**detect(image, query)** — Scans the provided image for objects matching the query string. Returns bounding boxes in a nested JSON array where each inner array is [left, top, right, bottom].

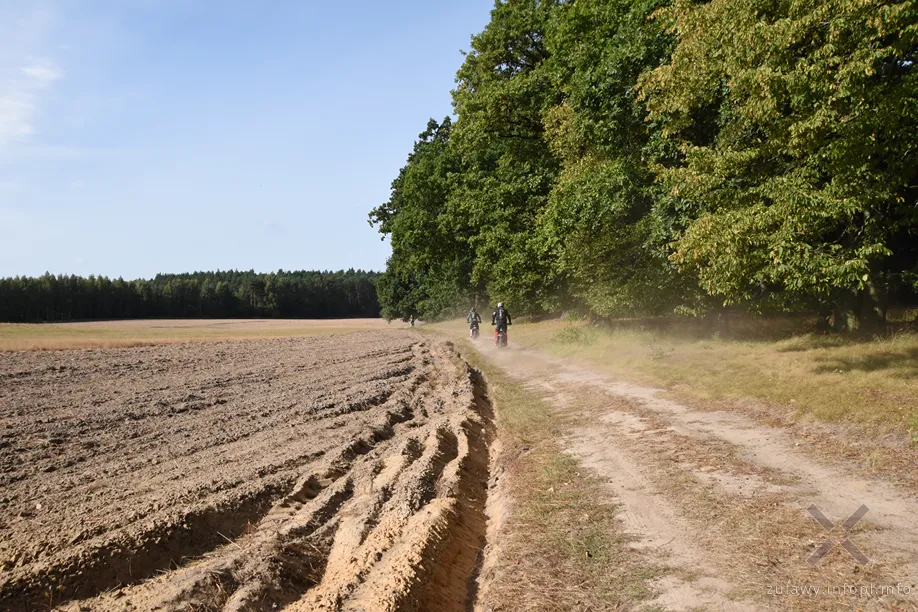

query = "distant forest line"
[[0, 270, 381, 323]]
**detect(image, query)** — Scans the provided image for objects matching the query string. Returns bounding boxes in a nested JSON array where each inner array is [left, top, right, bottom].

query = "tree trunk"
[[862, 276, 889, 334], [717, 306, 730, 337], [832, 289, 859, 332], [816, 304, 833, 332], [832, 282, 888, 335]]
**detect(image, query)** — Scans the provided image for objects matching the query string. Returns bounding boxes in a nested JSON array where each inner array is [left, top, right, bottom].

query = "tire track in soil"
[[0, 333, 496, 611], [476, 343, 918, 611]]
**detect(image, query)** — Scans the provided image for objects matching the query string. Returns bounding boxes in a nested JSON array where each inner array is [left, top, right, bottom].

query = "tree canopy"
[[372, 0, 918, 329]]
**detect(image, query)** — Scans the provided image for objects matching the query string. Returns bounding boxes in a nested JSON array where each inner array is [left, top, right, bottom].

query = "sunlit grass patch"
[[439, 318, 918, 434]]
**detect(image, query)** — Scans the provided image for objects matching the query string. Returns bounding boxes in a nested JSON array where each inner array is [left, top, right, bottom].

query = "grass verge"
[[431, 332, 666, 611], [436, 319, 918, 436]]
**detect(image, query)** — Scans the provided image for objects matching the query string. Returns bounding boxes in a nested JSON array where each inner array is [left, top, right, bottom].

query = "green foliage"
[[551, 325, 595, 346], [539, 0, 705, 317], [369, 118, 476, 321], [0, 270, 381, 322], [450, 0, 564, 313], [642, 0, 918, 321], [372, 0, 918, 327]]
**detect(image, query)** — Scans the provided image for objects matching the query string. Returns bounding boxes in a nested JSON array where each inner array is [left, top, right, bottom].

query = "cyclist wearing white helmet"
[[491, 302, 512, 332]]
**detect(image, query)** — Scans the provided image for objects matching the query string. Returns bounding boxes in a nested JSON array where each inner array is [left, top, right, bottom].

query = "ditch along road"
[[463, 335, 918, 612]]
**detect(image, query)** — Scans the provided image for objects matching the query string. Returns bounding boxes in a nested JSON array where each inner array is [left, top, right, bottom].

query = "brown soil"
[[0, 332, 493, 611]]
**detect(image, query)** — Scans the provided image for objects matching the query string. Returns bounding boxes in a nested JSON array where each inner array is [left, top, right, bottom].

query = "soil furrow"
[[1, 332, 496, 612]]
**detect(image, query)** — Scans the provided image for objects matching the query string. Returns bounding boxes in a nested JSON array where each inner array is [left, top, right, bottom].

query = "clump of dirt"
[[0, 332, 494, 611]]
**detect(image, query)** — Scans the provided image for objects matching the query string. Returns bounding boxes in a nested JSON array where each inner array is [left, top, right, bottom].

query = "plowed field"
[[0, 332, 493, 611]]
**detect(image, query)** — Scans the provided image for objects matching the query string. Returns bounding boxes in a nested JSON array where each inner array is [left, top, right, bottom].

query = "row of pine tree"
[[0, 270, 381, 322]]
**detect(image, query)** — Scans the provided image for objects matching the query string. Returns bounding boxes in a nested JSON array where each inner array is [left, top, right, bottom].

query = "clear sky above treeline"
[[0, 0, 494, 279]]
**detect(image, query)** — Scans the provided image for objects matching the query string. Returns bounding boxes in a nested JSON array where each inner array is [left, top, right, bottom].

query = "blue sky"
[[0, 0, 494, 279]]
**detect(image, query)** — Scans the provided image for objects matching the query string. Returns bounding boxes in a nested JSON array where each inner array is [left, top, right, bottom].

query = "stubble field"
[[0, 319, 397, 352]]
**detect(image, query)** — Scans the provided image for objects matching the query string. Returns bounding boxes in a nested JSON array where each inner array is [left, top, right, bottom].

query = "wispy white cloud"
[[0, 5, 62, 153], [0, 95, 36, 141], [0, 59, 62, 149], [21, 63, 61, 84]]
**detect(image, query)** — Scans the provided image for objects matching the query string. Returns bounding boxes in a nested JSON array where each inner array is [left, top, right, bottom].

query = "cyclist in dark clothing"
[[491, 302, 511, 333], [467, 308, 482, 336]]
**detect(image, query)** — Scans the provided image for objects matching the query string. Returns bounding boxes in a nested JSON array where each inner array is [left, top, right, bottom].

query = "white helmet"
[[497, 302, 504, 308]]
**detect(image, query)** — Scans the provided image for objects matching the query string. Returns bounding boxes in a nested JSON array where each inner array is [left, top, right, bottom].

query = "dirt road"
[[0, 332, 493, 611], [473, 340, 918, 611]]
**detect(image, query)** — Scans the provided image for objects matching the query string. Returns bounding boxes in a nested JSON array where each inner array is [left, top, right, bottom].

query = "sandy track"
[[0, 332, 493, 611], [476, 343, 918, 611]]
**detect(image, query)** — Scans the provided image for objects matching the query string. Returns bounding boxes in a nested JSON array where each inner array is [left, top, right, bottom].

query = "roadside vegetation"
[[370, 0, 918, 334], [438, 322, 918, 611], [446, 335, 667, 611], [440, 317, 918, 435]]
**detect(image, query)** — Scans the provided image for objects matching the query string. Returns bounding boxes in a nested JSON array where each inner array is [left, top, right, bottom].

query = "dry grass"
[[435, 319, 918, 434], [0, 319, 396, 352], [568, 389, 900, 612], [428, 322, 914, 610], [434, 319, 918, 500], [442, 337, 666, 611]]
